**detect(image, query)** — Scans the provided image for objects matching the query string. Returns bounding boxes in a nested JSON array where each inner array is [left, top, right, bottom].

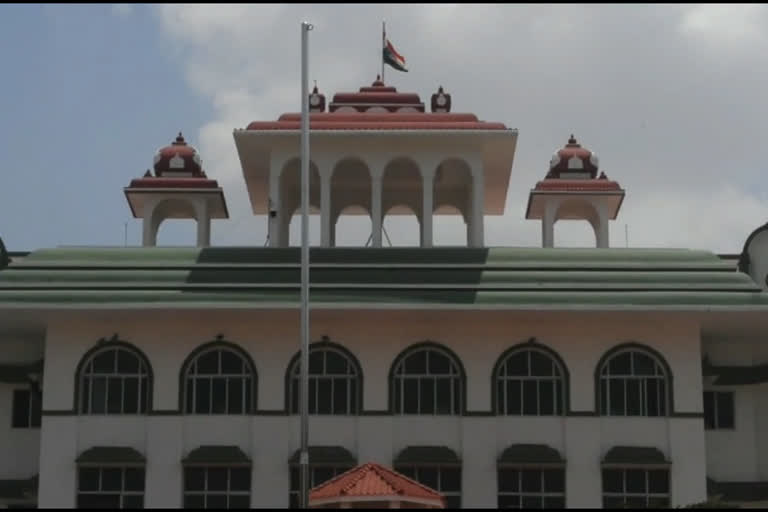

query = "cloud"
[[111, 4, 134, 17], [152, 4, 768, 253]]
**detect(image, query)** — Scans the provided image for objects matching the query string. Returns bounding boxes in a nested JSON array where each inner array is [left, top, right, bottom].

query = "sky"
[[2, 3, 768, 253]]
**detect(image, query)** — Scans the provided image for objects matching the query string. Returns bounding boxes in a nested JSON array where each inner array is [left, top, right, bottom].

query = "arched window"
[[78, 345, 151, 415], [182, 344, 256, 415], [391, 345, 463, 415], [494, 346, 566, 416], [598, 347, 669, 417], [287, 345, 361, 415]]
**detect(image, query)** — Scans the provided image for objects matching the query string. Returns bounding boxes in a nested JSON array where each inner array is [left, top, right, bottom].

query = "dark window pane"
[[125, 468, 145, 492], [496, 380, 505, 413], [626, 379, 641, 416], [609, 353, 632, 375], [521, 470, 542, 492], [228, 378, 244, 415], [543, 469, 564, 492], [122, 495, 144, 509], [498, 469, 519, 493], [93, 351, 116, 373], [544, 497, 565, 509], [626, 496, 647, 508], [78, 468, 101, 492], [522, 380, 538, 415], [647, 379, 662, 417], [196, 351, 220, 374], [81, 379, 91, 414], [349, 382, 358, 414], [206, 494, 227, 508], [124, 379, 140, 414], [602, 469, 623, 493], [530, 351, 554, 376], [717, 392, 734, 429], [506, 353, 528, 376], [435, 379, 453, 415], [308, 351, 324, 374], [333, 379, 349, 415], [403, 379, 418, 414], [101, 468, 122, 491], [445, 495, 462, 509], [393, 379, 401, 413], [220, 351, 244, 374], [317, 379, 333, 415], [314, 467, 335, 485], [603, 496, 625, 509], [229, 495, 250, 509], [195, 378, 211, 414], [290, 467, 300, 491], [648, 470, 669, 494], [107, 378, 123, 414], [625, 469, 646, 493], [289, 493, 299, 509], [417, 467, 438, 489], [183, 494, 205, 508], [325, 352, 348, 374], [12, 390, 30, 428], [633, 353, 657, 376], [648, 497, 670, 508], [396, 466, 414, 479], [420, 379, 435, 414], [117, 350, 140, 374], [429, 351, 451, 374], [703, 391, 715, 429], [211, 379, 227, 414], [507, 380, 521, 415], [78, 494, 120, 509], [185, 468, 206, 492], [657, 380, 667, 416], [498, 495, 519, 509], [308, 379, 317, 414], [230, 468, 251, 491], [207, 468, 228, 491], [453, 379, 462, 414], [404, 351, 428, 374], [539, 381, 555, 416], [91, 377, 107, 414], [555, 381, 564, 415], [30, 392, 41, 428], [185, 379, 194, 413], [522, 495, 543, 508], [609, 379, 625, 416], [599, 378, 608, 415], [441, 468, 461, 492]]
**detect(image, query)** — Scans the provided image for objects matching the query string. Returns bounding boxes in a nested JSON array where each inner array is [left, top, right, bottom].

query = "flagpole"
[[299, 19, 313, 510], [382, 20, 386, 83]]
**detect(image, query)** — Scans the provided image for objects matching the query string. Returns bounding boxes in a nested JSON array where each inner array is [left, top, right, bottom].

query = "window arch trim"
[[283, 340, 364, 414], [178, 339, 258, 413], [73, 338, 154, 414], [594, 342, 674, 416], [388, 341, 467, 415], [491, 339, 570, 415]]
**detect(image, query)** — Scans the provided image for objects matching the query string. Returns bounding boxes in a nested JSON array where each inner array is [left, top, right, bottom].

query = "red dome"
[[153, 132, 203, 177], [548, 134, 599, 179]]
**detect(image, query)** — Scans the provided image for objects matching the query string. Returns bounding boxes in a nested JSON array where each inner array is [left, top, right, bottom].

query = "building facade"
[[1, 78, 768, 509]]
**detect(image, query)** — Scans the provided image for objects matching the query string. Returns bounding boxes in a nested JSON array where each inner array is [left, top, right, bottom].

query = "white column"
[[269, 168, 281, 248], [320, 172, 331, 248], [142, 198, 160, 247], [371, 171, 383, 248], [195, 199, 211, 248], [421, 169, 435, 248], [595, 203, 610, 249], [470, 168, 484, 247], [542, 200, 557, 248], [280, 212, 291, 248], [329, 213, 337, 247]]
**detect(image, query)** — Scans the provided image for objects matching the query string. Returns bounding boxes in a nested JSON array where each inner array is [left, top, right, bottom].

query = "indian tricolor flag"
[[383, 38, 408, 72]]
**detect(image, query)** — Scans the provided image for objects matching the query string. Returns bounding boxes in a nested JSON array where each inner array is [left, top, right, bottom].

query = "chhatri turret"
[[124, 132, 229, 247], [525, 135, 625, 248]]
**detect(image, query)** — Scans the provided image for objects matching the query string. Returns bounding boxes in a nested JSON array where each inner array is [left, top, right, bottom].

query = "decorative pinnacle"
[[174, 132, 186, 145]]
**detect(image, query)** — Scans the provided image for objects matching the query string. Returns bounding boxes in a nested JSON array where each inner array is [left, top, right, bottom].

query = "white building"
[[1, 77, 768, 509]]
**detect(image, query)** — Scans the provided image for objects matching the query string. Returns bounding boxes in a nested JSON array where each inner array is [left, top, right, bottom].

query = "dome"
[[153, 132, 203, 177], [547, 134, 599, 179]]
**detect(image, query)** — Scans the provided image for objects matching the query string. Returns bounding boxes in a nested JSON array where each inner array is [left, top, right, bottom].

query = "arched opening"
[[280, 158, 321, 247], [331, 158, 372, 247], [152, 198, 199, 247], [382, 157, 422, 247], [433, 204, 468, 247], [335, 205, 372, 247], [553, 200, 599, 248]]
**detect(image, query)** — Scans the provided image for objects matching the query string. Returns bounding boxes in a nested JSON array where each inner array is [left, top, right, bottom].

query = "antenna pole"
[[382, 20, 386, 83]]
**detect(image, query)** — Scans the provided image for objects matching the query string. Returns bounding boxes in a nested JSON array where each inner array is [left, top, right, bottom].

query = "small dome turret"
[[153, 132, 203, 177], [547, 134, 599, 179]]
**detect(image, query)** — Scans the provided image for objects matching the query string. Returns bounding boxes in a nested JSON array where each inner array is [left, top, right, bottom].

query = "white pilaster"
[[421, 168, 435, 248], [371, 169, 383, 248], [195, 199, 211, 248], [269, 167, 281, 248], [542, 200, 557, 248], [320, 171, 332, 248], [595, 203, 610, 249], [470, 167, 485, 248]]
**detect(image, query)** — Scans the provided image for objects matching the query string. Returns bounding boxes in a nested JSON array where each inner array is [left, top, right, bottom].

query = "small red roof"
[[533, 178, 623, 192], [309, 463, 445, 507]]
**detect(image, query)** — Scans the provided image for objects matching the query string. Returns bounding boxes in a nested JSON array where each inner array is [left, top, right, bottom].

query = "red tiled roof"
[[533, 179, 623, 192], [309, 463, 445, 505], [246, 114, 507, 131]]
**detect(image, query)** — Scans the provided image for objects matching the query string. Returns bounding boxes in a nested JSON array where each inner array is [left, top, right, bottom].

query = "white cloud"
[[152, 4, 768, 253]]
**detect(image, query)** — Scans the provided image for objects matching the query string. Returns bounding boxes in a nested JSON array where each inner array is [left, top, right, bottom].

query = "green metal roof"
[[603, 446, 669, 465], [0, 246, 766, 309], [182, 445, 250, 466], [76, 446, 145, 465], [497, 444, 565, 465]]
